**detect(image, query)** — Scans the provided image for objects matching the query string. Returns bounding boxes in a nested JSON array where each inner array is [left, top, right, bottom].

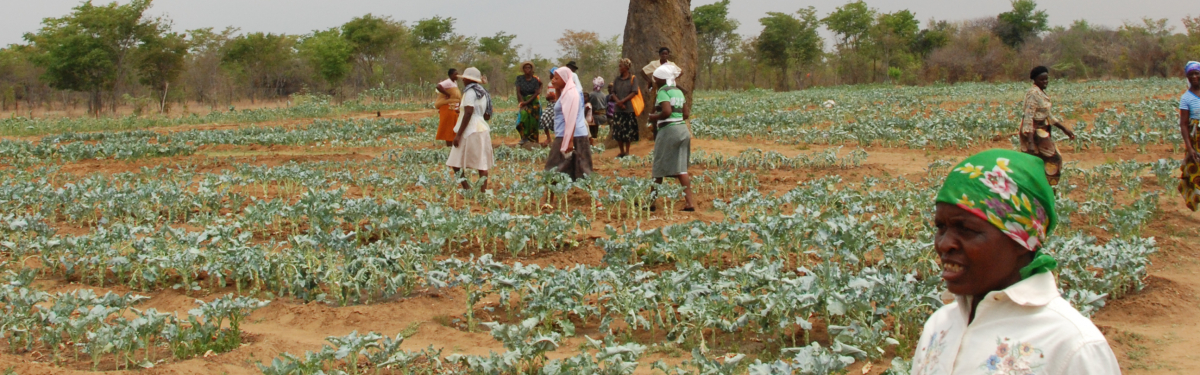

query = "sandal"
[[681, 207, 695, 212]]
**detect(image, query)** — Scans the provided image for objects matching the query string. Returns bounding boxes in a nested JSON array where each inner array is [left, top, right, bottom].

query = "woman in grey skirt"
[[544, 66, 593, 180], [647, 64, 695, 211]]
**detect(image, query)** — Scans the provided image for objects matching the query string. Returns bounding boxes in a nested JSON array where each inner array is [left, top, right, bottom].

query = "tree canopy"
[[694, 0, 740, 84], [4, 0, 1199, 114], [298, 28, 354, 91], [995, 0, 1050, 48], [757, 7, 823, 90], [23, 0, 166, 113]]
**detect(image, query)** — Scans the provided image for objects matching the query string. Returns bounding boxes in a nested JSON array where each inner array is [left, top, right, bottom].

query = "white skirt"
[[446, 131, 494, 171]]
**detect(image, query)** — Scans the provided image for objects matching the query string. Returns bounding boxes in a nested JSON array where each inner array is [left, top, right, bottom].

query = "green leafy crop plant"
[[0, 79, 1179, 374]]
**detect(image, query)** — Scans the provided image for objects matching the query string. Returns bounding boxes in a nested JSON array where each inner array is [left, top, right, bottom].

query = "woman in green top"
[[647, 64, 695, 212], [514, 62, 542, 145]]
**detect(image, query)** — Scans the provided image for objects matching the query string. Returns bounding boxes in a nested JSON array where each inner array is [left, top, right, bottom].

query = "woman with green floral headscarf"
[[910, 149, 1118, 375]]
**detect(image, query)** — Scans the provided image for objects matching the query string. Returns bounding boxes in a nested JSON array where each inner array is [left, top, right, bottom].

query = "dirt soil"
[[1, 111, 1197, 375]]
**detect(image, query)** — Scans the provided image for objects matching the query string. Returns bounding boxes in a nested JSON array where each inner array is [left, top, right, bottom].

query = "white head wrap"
[[653, 64, 683, 87]]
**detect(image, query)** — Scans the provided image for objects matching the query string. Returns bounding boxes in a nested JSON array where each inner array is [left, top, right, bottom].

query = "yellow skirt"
[[1179, 126, 1200, 211]]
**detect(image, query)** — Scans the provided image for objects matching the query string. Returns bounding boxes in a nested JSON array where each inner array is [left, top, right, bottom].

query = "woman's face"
[[1188, 70, 1200, 87], [450, 71, 459, 82], [620, 65, 629, 75], [1034, 73, 1049, 90], [933, 203, 1030, 297], [523, 65, 533, 75], [552, 74, 565, 92], [659, 49, 671, 61]]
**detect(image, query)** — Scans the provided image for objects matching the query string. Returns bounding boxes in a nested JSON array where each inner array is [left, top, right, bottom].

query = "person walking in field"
[[514, 62, 542, 146], [611, 59, 640, 157], [446, 67, 494, 191], [913, 149, 1119, 375], [1177, 61, 1200, 211], [434, 68, 461, 147], [544, 66, 593, 180], [1019, 66, 1076, 186], [646, 64, 695, 212], [590, 77, 608, 142], [539, 67, 560, 147]]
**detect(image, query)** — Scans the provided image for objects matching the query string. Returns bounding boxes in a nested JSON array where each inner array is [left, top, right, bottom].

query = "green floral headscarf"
[[935, 149, 1058, 278]]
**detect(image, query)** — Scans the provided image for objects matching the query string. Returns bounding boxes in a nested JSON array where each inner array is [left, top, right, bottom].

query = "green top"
[[655, 86, 685, 125]]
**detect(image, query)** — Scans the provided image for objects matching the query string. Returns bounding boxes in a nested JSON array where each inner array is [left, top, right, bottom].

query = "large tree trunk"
[[622, 0, 698, 142]]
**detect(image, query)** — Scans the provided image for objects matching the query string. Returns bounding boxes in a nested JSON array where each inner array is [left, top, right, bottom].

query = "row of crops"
[[0, 79, 1180, 374], [0, 78, 1184, 156], [0, 93, 447, 137], [692, 78, 1183, 152]]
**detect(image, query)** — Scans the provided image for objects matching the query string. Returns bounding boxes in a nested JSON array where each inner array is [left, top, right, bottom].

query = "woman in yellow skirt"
[[435, 68, 462, 146]]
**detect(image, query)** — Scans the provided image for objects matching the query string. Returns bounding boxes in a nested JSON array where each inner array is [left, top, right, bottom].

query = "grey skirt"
[[545, 137, 593, 180], [652, 124, 690, 178]]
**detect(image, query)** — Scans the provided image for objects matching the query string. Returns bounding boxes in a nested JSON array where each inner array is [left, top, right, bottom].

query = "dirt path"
[[1091, 204, 1200, 374]]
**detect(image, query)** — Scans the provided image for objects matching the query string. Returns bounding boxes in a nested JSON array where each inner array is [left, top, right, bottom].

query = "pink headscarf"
[[555, 66, 581, 151]]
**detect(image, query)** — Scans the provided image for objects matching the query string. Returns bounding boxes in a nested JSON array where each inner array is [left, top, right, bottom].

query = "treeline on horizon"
[[0, 0, 1194, 115]]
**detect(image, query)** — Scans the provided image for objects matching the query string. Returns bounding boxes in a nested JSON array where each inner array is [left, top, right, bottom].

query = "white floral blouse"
[[909, 272, 1121, 375]]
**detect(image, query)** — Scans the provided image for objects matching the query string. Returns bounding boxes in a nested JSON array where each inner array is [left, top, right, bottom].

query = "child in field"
[[584, 92, 596, 146], [539, 67, 559, 147]]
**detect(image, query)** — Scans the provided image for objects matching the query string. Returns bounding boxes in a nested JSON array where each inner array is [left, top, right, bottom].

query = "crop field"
[[0, 78, 1196, 374]]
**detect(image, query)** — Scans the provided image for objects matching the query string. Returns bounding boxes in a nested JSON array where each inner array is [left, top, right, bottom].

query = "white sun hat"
[[460, 67, 483, 83]]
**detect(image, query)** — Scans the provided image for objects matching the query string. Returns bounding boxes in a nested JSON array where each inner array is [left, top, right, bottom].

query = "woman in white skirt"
[[447, 67, 495, 191]]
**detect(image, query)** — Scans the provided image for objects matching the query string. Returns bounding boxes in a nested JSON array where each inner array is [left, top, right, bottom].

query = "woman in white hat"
[[447, 67, 495, 191], [646, 63, 695, 212]]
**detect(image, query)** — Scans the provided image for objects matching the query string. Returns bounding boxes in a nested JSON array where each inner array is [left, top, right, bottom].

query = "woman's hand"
[[1057, 124, 1076, 140], [564, 140, 575, 154], [616, 102, 626, 110]]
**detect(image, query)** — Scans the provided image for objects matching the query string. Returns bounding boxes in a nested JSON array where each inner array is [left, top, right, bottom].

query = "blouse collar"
[[999, 271, 1059, 306], [1031, 84, 1049, 98], [950, 271, 1060, 312]]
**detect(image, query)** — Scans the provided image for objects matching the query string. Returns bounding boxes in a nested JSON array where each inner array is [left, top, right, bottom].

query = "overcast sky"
[[0, 0, 1189, 58]]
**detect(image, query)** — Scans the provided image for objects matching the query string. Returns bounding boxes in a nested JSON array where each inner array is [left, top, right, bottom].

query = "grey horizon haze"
[[0, 0, 1189, 59]]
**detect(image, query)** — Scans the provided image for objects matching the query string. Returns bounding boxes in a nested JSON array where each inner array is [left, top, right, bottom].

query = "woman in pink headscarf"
[[544, 66, 593, 180]]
